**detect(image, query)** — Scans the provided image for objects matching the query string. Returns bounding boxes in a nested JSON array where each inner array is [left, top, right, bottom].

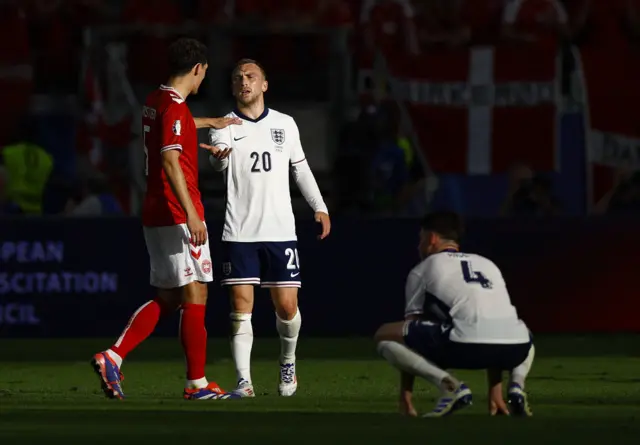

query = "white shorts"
[[143, 223, 214, 289]]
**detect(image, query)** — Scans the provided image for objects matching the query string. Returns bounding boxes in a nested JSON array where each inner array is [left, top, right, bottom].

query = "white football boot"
[[423, 383, 473, 418], [231, 379, 255, 398]]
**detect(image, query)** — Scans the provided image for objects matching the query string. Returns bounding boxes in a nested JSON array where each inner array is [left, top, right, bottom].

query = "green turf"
[[1, 336, 639, 445]]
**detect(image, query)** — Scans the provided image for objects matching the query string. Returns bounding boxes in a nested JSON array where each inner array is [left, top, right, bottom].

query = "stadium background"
[[0, 1, 639, 443], [0, 0, 638, 336]]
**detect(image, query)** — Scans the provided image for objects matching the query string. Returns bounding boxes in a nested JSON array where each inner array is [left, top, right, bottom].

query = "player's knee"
[[271, 288, 298, 320], [156, 290, 182, 313], [182, 281, 208, 305], [275, 301, 298, 321], [373, 325, 387, 343], [374, 322, 404, 344], [230, 285, 254, 312]]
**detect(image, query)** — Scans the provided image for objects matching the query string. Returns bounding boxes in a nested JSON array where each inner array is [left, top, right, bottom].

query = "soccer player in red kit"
[[91, 38, 240, 400]]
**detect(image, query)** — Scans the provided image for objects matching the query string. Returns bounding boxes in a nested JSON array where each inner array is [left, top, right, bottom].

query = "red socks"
[[180, 303, 207, 380], [110, 299, 207, 381], [110, 298, 169, 359]]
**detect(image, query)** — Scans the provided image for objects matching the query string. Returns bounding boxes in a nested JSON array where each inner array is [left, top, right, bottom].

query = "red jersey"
[[141, 85, 204, 227]]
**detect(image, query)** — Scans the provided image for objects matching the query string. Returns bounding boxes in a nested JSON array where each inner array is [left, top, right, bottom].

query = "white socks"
[[230, 309, 302, 384], [230, 312, 254, 383], [276, 308, 301, 364], [511, 345, 535, 388], [377, 341, 454, 390]]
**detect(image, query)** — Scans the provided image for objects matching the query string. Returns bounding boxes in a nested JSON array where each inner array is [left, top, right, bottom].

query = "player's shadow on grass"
[[1, 409, 640, 445], [531, 375, 640, 383]]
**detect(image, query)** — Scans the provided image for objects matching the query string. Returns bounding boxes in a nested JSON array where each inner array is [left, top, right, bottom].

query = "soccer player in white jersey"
[[201, 59, 331, 397], [374, 212, 535, 417]]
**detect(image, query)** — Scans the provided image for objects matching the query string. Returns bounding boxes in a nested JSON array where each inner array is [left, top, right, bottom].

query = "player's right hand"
[[199, 143, 232, 160], [187, 215, 208, 246]]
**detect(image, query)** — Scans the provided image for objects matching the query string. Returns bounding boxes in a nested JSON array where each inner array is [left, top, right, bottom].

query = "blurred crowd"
[[0, 0, 638, 218]]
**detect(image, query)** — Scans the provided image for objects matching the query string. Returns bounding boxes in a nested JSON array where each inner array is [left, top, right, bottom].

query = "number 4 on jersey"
[[460, 260, 492, 289]]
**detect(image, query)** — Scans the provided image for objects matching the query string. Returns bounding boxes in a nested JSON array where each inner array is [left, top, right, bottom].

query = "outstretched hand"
[[199, 143, 232, 160]]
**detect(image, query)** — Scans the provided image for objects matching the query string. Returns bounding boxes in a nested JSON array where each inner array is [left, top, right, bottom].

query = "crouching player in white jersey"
[[374, 212, 535, 417], [201, 59, 331, 397]]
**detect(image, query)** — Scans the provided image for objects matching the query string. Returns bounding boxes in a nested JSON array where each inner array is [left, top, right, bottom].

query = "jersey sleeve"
[[289, 120, 306, 166], [404, 268, 427, 317], [160, 104, 186, 153], [288, 118, 329, 214]]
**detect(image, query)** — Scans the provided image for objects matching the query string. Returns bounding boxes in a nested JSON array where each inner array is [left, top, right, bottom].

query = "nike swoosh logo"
[[290, 272, 300, 278], [234, 136, 247, 141]]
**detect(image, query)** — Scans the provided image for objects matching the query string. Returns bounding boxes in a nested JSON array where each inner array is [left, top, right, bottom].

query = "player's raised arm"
[[161, 107, 206, 245], [288, 120, 331, 239]]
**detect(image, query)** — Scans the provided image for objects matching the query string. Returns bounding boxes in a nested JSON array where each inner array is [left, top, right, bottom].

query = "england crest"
[[222, 262, 231, 276], [271, 128, 285, 145]]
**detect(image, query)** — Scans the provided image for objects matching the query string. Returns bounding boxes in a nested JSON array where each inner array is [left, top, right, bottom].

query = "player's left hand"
[[209, 117, 242, 129], [314, 212, 331, 240], [199, 143, 232, 160]]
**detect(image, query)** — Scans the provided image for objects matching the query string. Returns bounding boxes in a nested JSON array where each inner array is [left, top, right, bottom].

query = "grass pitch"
[[0, 336, 639, 445]]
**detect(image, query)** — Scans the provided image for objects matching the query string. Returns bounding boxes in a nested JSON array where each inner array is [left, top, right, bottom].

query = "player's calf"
[[230, 311, 254, 390], [275, 309, 300, 397], [272, 288, 301, 397], [508, 344, 535, 416]]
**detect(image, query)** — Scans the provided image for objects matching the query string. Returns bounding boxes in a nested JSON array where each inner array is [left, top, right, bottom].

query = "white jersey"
[[209, 108, 327, 242], [405, 250, 530, 345]]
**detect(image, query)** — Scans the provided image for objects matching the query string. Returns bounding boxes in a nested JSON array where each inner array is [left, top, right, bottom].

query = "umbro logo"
[[234, 136, 247, 141]]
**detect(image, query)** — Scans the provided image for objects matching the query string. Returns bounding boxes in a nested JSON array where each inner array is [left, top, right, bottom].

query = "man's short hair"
[[232, 58, 267, 80], [167, 38, 208, 77], [420, 212, 464, 243]]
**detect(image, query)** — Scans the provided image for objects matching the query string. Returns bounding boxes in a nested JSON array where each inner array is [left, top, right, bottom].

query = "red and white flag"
[[578, 47, 640, 206], [384, 45, 560, 174]]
